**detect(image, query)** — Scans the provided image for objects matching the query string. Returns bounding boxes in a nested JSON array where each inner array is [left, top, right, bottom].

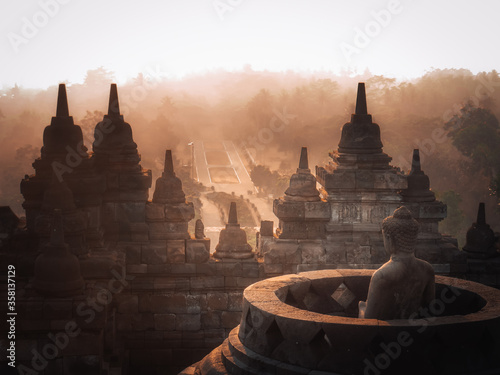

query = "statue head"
[[382, 206, 419, 255]]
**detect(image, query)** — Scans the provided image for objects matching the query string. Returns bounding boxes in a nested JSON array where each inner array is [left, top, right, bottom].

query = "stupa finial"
[[299, 147, 309, 170], [355, 82, 368, 115], [56, 83, 69, 117], [108, 83, 121, 117], [228, 202, 238, 225]]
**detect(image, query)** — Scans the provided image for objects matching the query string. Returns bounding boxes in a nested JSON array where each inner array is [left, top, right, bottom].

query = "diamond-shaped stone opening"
[[303, 291, 333, 314], [331, 282, 356, 310], [264, 319, 284, 353], [307, 329, 334, 367], [284, 288, 308, 310]]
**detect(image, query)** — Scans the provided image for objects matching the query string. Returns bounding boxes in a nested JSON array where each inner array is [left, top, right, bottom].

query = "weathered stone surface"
[[264, 241, 300, 264], [346, 243, 371, 264], [201, 311, 222, 329], [190, 276, 225, 290], [186, 240, 210, 263], [227, 293, 243, 311], [207, 292, 228, 310], [299, 241, 326, 264], [154, 313, 176, 331], [145, 202, 165, 221], [167, 240, 186, 263], [142, 242, 167, 264], [260, 220, 274, 236], [164, 203, 195, 222], [221, 311, 241, 329], [176, 314, 201, 331], [125, 244, 142, 264], [325, 244, 347, 264], [116, 294, 139, 314]]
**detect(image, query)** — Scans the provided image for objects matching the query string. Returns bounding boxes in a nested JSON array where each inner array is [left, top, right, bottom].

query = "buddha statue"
[[358, 206, 435, 320]]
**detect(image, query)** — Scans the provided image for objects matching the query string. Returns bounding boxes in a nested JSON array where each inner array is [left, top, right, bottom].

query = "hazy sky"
[[1, 0, 498, 89]]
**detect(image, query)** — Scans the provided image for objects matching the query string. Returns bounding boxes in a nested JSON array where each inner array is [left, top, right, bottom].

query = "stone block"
[[167, 240, 186, 263], [147, 264, 167, 273], [126, 244, 142, 264], [260, 220, 274, 236], [207, 292, 228, 310], [165, 222, 190, 239], [201, 311, 222, 329], [186, 240, 210, 263], [327, 170, 356, 190], [273, 200, 305, 220], [283, 263, 298, 274], [299, 241, 326, 264], [127, 264, 148, 274], [221, 311, 241, 329], [142, 242, 167, 264], [325, 244, 347, 264], [154, 313, 176, 331], [264, 241, 300, 264], [304, 201, 331, 220], [170, 263, 197, 274], [176, 314, 201, 331], [195, 263, 217, 276], [242, 261, 260, 277], [346, 243, 371, 264], [154, 276, 189, 290], [116, 294, 139, 314], [140, 293, 188, 314], [190, 276, 224, 290], [264, 263, 283, 274], [146, 202, 165, 221], [236, 277, 260, 288], [117, 202, 146, 223], [220, 261, 242, 276], [186, 294, 202, 314], [227, 293, 243, 311], [149, 222, 168, 240], [117, 313, 154, 331], [164, 202, 195, 222], [130, 223, 150, 242]]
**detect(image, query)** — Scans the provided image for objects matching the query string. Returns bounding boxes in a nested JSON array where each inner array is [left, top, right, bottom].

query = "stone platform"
[[185, 270, 500, 375]]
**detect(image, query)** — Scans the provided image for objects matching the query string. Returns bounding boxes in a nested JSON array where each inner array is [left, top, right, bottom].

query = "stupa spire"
[[299, 147, 309, 170], [108, 83, 121, 117], [477, 202, 486, 226], [164, 150, 175, 175], [410, 149, 422, 173], [56, 83, 69, 117], [355, 82, 368, 115], [228, 202, 238, 225]]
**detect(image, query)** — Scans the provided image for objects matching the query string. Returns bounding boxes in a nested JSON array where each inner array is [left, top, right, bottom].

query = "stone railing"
[[232, 269, 500, 374]]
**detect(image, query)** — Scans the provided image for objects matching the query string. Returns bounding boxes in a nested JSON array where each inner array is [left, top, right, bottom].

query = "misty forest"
[[2, 67, 500, 247]]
